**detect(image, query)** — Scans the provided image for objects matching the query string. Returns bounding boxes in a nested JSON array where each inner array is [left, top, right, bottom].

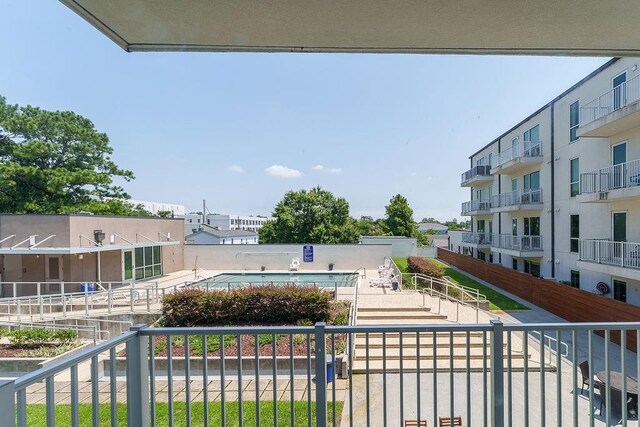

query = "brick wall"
[[437, 248, 640, 350]]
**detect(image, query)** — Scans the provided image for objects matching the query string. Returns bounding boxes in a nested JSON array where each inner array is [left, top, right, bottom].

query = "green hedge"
[[7, 328, 78, 347], [161, 285, 332, 327], [407, 256, 445, 278]]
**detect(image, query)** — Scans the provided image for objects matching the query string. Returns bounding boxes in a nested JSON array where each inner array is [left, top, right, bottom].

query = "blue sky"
[[0, 1, 610, 221]]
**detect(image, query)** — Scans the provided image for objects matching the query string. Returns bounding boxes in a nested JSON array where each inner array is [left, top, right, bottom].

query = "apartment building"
[[461, 57, 640, 306], [184, 214, 271, 235]]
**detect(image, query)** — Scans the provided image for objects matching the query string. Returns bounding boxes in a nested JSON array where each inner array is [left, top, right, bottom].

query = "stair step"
[[353, 350, 527, 361], [356, 316, 450, 324], [357, 307, 431, 313], [350, 360, 555, 374], [358, 331, 485, 339], [357, 313, 448, 320], [354, 342, 489, 350]]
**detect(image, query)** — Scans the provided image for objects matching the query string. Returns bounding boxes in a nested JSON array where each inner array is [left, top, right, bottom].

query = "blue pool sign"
[[303, 245, 314, 262]]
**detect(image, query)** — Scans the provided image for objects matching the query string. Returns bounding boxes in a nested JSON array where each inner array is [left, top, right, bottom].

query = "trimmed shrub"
[[8, 328, 78, 347], [162, 285, 332, 327], [407, 257, 445, 278]]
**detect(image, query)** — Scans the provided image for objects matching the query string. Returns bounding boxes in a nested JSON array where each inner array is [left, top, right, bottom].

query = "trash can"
[[326, 355, 334, 383], [80, 282, 94, 293], [391, 280, 399, 291]]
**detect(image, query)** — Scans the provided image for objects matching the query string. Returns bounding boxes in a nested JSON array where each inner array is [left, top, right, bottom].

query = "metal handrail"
[[580, 73, 640, 126], [494, 141, 543, 169], [0, 319, 109, 345], [580, 158, 640, 194], [387, 257, 403, 290]]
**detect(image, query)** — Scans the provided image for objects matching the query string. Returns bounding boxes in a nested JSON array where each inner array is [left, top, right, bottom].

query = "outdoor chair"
[[598, 381, 627, 416], [579, 360, 603, 395], [439, 416, 463, 427], [404, 421, 427, 427]]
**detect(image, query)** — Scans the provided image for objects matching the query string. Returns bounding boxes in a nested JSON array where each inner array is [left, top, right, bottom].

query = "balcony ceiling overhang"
[[60, 0, 640, 55]]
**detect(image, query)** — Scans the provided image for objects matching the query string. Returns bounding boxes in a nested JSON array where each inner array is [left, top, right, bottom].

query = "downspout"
[[550, 103, 556, 278], [497, 139, 502, 264]]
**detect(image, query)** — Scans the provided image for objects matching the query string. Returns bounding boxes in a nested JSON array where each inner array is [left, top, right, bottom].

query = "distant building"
[[128, 199, 186, 217], [184, 214, 271, 236], [186, 228, 259, 245], [418, 222, 448, 235]]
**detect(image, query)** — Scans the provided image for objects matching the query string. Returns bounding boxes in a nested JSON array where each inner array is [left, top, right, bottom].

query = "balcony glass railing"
[[493, 234, 542, 251], [461, 231, 493, 245], [580, 74, 640, 126], [492, 189, 543, 208], [461, 199, 492, 214], [580, 158, 640, 194], [493, 141, 542, 169], [5, 321, 640, 426], [579, 239, 640, 269], [460, 165, 492, 184]]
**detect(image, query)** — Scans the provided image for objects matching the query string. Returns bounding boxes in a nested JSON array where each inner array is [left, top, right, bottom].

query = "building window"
[[524, 217, 540, 236], [524, 260, 541, 278], [570, 270, 580, 288], [570, 215, 579, 253], [570, 101, 579, 142], [512, 219, 517, 236], [512, 258, 518, 270], [134, 246, 162, 280], [523, 171, 540, 191], [570, 158, 579, 197], [524, 124, 540, 142], [614, 280, 627, 303]]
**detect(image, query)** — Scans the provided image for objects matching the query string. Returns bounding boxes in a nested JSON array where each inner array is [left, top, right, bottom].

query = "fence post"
[[314, 322, 327, 427], [126, 324, 150, 426], [0, 379, 15, 427], [490, 319, 505, 427]]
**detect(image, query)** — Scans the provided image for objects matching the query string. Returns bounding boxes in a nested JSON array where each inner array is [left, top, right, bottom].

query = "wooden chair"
[[404, 421, 427, 427], [439, 416, 463, 427]]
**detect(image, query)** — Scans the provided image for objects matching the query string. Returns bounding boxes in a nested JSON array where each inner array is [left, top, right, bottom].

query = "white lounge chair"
[[378, 258, 391, 274], [290, 257, 300, 271], [369, 274, 395, 288]]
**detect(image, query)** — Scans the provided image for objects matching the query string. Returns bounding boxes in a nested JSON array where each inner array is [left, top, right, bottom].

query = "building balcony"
[[578, 158, 640, 202], [490, 142, 543, 175], [492, 234, 543, 257], [578, 239, 640, 281], [491, 189, 543, 213], [579, 74, 640, 138], [461, 232, 493, 248], [460, 200, 492, 216], [460, 165, 493, 187]]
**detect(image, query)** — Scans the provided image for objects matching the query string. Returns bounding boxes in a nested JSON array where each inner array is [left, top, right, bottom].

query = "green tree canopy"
[[384, 194, 418, 237], [259, 187, 358, 244], [0, 96, 137, 214], [355, 215, 388, 237]]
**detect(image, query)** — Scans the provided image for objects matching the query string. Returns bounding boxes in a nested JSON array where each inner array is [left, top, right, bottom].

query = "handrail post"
[[126, 324, 150, 426], [37, 283, 43, 320], [490, 320, 505, 427], [314, 322, 327, 427], [61, 282, 66, 318], [0, 379, 16, 427]]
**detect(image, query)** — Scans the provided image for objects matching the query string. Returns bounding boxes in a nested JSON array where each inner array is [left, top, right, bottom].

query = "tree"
[[355, 215, 388, 237], [0, 96, 137, 214], [384, 194, 418, 237], [259, 187, 358, 244], [156, 210, 174, 218]]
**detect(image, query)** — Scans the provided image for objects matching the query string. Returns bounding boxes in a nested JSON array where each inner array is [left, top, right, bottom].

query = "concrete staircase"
[[350, 292, 549, 373]]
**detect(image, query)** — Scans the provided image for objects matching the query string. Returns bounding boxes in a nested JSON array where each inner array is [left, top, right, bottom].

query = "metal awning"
[[60, 0, 640, 56], [0, 241, 180, 255]]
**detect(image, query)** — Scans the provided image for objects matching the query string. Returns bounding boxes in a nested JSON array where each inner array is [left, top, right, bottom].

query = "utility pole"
[[202, 200, 206, 225]]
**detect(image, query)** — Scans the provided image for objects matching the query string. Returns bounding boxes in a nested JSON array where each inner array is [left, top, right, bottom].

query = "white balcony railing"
[[579, 239, 640, 269], [580, 158, 640, 194], [461, 199, 491, 214], [460, 165, 492, 185], [461, 232, 493, 245], [493, 141, 542, 169], [492, 189, 543, 208], [580, 74, 640, 126], [5, 320, 638, 426], [493, 234, 543, 252]]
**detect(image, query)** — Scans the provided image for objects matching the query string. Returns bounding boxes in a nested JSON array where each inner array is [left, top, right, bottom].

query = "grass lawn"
[[394, 257, 528, 311], [25, 401, 343, 427], [431, 259, 528, 311]]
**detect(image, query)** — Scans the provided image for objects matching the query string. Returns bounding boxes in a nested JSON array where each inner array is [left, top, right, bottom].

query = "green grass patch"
[[392, 258, 409, 274], [431, 259, 529, 311], [25, 401, 343, 426]]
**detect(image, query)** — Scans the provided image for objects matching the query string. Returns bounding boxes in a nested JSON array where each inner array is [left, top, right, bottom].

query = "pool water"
[[198, 272, 358, 288]]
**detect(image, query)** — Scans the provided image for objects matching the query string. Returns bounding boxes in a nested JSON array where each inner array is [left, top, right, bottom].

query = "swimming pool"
[[197, 272, 358, 288]]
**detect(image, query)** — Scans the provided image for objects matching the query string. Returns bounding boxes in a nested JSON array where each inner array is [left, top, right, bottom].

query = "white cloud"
[[265, 165, 303, 178], [227, 165, 243, 173], [312, 164, 342, 174]]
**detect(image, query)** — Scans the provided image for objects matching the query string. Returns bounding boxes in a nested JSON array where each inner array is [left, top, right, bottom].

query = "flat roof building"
[[0, 214, 184, 296]]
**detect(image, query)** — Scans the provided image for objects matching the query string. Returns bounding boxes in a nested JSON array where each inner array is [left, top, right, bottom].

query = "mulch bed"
[[0, 344, 56, 358]]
